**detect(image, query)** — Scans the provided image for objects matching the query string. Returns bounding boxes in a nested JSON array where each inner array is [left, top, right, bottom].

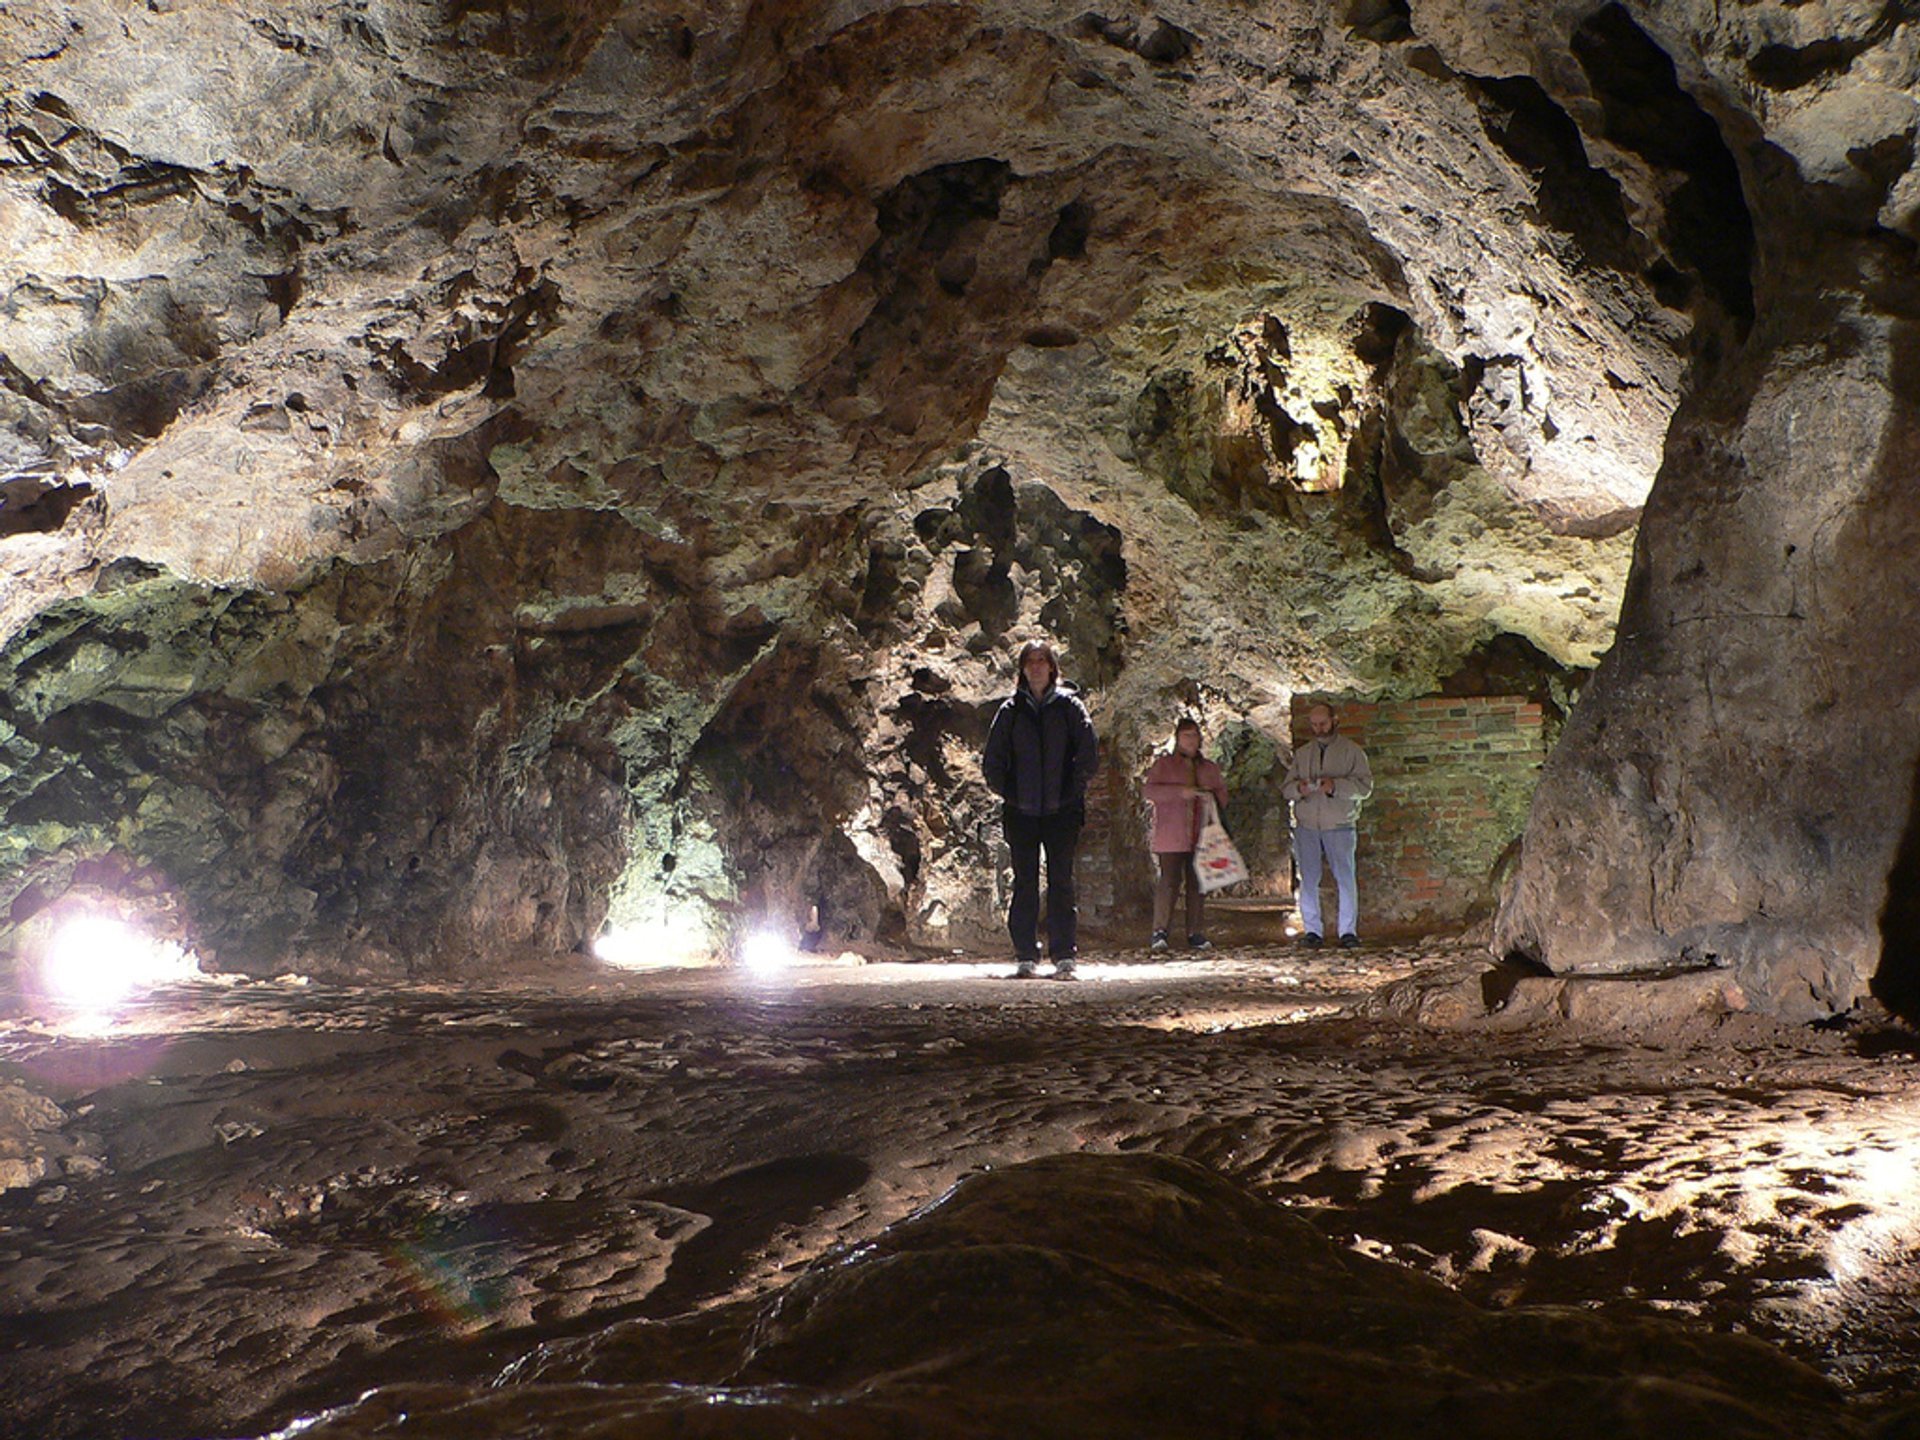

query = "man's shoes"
[[1187, 934, 1212, 951], [1299, 932, 1324, 948], [1051, 959, 1077, 981], [1149, 930, 1170, 953], [1339, 933, 1360, 948], [1014, 959, 1039, 979]]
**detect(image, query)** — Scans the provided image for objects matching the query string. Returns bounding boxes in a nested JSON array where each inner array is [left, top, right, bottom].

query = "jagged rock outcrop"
[[0, 1, 1912, 1007]]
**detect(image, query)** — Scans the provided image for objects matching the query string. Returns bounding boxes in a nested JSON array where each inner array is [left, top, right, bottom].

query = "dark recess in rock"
[[1047, 199, 1093, 260], [814, 157, 1030, 440], [1855, 132, 1917, 197], [1343, 0, 1414, 44], [1350, 301, 1412, 375], [951, 545, 1019, 636], [1135, 17, 1197, 64], [1571, 5, 1756, 330], [954, 464, 1019, 557], [1749, 34, 1874, 91], [42, 163, 198, 227], [1468, 73, 1641, 277], [0, 478, 92, 536], [876, 158, 1010, 252], [1077, 13, 1198, 65], [1644, 256, 1694, 310], [1746, 0, 1918, 90], [1439, 631, 1586, 743], [1872, 756, 1920, 1023]]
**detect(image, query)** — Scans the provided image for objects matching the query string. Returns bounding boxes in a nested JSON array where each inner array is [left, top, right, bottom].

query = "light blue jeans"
[[1295, 827, 1358, 937]]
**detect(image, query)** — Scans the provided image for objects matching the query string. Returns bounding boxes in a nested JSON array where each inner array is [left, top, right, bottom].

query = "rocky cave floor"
[[6, 932, 1920, 1439]]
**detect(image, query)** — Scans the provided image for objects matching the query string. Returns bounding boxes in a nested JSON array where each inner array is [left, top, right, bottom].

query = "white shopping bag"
[[1192, 799, 1249, 894]]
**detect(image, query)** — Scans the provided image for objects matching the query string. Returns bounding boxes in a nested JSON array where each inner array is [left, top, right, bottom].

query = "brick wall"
[[1292, 695, 1545, 932]]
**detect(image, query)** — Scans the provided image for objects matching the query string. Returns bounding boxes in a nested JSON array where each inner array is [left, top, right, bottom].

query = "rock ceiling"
[[0, 1, 1916, 1019]]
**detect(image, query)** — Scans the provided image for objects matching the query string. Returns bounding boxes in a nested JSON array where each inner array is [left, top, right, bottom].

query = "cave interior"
[[4, 1, 1920, 1436]]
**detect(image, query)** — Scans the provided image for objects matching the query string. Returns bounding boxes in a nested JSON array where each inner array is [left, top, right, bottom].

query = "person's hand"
[[1320, 778, 1335, 796]]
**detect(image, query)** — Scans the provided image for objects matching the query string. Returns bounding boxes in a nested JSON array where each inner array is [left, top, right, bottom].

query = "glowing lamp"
[[32, 908, 198, 1017], [740, 928, 795, 974]]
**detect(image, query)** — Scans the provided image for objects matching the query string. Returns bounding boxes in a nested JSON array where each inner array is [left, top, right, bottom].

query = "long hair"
[[1016, 640, 1060, 693]]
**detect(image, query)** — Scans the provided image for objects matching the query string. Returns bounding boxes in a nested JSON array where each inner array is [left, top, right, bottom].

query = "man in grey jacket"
[[1285, 701, 1373, 948]]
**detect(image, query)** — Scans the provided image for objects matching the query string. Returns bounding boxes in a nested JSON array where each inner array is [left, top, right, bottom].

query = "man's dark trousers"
[[1005, 803, 1084, 961]]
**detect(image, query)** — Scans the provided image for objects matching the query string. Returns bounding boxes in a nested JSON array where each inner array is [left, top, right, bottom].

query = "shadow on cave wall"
[[1570, 3, 1755, 334], [1874, 755, 1920, 1024], [1868, 322, 1920, 1024]]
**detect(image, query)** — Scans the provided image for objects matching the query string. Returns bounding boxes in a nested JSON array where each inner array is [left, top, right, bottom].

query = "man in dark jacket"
[[981, 639, 1099, 978]]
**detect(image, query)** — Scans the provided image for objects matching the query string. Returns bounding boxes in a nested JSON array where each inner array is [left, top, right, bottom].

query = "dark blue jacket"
[[982, 682, 1099, 816]]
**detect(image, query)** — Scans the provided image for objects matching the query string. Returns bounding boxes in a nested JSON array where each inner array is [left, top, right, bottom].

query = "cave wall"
[[0, 0, 1634, 977], [1497, 244, 1920, 1017], [1479, 2, 1920, 1020], [3, 0, 1912, 1008]]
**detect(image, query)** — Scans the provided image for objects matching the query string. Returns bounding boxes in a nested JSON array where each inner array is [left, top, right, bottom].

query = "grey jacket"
[[1284, 733, 1373, 830]]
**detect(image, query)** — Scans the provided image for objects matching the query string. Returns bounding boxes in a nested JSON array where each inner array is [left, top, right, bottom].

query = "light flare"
[[387, 1219, 513, 1336], [740, 928, 797, 975], [28, 907, 200, 1024], [592, 918, 713, 971]]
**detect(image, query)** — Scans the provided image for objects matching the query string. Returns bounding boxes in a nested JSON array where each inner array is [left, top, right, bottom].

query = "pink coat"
[[1142, 752, 1229, 854]]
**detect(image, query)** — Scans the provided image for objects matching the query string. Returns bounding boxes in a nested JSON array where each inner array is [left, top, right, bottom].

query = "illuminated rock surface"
[[0, 0, 1651, 979], [4, 1, 1920, 1429], [11, 0, 1897, 1003]]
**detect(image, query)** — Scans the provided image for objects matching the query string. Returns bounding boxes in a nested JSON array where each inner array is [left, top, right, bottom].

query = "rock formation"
[[0, 2, 1913, 1016], [285, 1153, 1857, 1440], [1484, 2, 1920, 1021]]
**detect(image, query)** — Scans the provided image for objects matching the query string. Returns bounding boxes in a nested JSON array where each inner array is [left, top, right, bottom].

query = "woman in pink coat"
[[1141, 717, 1231, 951]]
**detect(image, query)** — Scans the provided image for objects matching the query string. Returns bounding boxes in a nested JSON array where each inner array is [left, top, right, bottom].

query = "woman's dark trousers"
[[1153, 852, 1203, 937], [1004, 805, 1084, 961]]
